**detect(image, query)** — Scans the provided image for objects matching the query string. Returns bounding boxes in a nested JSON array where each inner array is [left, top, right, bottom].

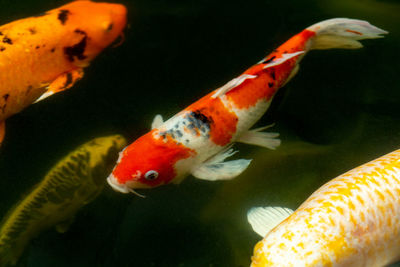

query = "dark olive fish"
[[0, 135, 127, 266]]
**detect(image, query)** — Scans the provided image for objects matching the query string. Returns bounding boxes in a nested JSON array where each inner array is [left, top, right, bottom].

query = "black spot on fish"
[[268, 82, 274, 88], [64, 34, 87, 62], [26, 85, 33, 95], [107, 23, 113, 31], [271, 71, 276, 80], [176, 130, 183, 137], [28, 27, 37, 34], [192, 110, 213, 125], [262, 56, 276, 65], [51, 47, 56, 53], [74, 29, 86, 35], [0, 46, 5, 51], [35, 45, 40, 49], [0, 94, 9, 113], [185, 110, 213, 138], [3, 36, 12, 45], [160, 133, 166, 140], [58, 9, 70, 25], [0, 31, 3, 36], [64, 72, 73, 88]]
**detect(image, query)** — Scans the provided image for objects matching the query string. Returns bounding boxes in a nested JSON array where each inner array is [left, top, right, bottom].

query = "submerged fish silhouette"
[[0, 135, 127, 266]]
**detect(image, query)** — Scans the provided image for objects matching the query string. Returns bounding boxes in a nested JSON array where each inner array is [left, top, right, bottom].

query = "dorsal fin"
[[211, 51, 304, 99], [261, 51, 305, 69], [211, 74, 257, 98], [151, 114, 164, 129], [247, 206, 294, 237]]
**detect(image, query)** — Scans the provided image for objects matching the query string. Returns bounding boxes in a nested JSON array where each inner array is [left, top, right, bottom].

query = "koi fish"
[[0, 135, 127, 266], [247, 149, 400, 266], [0, 0, 127, 145], [107, 18, 386, 195]]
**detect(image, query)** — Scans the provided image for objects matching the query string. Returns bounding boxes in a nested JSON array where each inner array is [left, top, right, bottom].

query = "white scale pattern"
[[252, 149, 400, 267]]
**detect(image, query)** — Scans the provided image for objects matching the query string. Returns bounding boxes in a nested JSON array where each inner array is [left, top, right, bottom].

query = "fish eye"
[[145, 170, 158, 180], [102, 21, 114, 32], [106, 23, 113, 31]]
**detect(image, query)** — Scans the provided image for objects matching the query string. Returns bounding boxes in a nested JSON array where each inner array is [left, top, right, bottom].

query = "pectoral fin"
[[55, 216, 75, 233], [35, 68, 84, 103], [0, 121, 5, 146], [237, 125, 281, 149], [192, 148, 251, 181], [247, 206, 294, 237], [151, 114, 164, 129]]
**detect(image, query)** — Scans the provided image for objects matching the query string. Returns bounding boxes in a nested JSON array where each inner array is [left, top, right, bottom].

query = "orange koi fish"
[[107, 18, 386, 195], [248, 149, 400, 266], [0, 0, 127, 145]]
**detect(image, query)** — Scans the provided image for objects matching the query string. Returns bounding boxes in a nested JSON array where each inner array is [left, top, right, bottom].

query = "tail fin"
[[307, 18, 387, 50]]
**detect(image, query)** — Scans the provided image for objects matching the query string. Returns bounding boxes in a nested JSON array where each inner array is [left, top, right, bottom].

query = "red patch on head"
[[186, 92, 238, 146], [112, 130, 195, 186]]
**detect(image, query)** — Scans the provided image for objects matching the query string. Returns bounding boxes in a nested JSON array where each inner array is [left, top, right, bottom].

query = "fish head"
[[58, 1, 127, 66], [83, 134, 128, 185], [107, 130, 194, 195]]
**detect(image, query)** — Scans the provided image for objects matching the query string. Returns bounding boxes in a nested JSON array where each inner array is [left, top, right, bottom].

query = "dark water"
[[0, 0, 399, 266]]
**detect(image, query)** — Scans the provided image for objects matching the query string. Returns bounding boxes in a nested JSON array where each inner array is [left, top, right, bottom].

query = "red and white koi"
[[107, 18, 386, 195], [248, 149, 400, 266]]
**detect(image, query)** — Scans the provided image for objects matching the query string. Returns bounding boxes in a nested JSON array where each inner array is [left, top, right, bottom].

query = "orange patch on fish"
[[226, 30, 315, 110], [225, 68, 277, 109], [0, 0, 127, 146]]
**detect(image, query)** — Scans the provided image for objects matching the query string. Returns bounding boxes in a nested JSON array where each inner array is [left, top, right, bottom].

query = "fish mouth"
[[107, 174, 130, 193], [107, 174, 146, 198]]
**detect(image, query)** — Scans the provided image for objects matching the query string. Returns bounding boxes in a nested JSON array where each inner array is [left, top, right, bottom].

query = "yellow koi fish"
[[0, 134, 127, 266], [0, 0, 127, 145], [248, 149, 400, 266]]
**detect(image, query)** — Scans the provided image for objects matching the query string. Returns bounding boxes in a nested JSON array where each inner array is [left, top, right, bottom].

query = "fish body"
[[0, 135, 127, 266], [107, 18, 386, 194], [0, 0, 127, 144], [248, 149, 400, 267]]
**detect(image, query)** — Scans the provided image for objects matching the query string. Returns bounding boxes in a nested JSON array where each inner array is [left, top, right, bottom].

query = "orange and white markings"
[[0, 1, 127, 145], [107, 18, 387, 195], [249, 150, 400, 267]]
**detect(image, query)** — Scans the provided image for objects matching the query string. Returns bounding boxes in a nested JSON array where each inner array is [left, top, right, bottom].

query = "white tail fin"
[[307, 18, 387, 50]]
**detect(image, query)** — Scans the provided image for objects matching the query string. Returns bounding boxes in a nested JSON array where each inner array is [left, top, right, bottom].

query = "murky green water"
[[0, 0, 399, 266]]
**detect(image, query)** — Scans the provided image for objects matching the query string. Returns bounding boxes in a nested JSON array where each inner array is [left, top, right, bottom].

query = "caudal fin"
[[307, 18, 387, 50]]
